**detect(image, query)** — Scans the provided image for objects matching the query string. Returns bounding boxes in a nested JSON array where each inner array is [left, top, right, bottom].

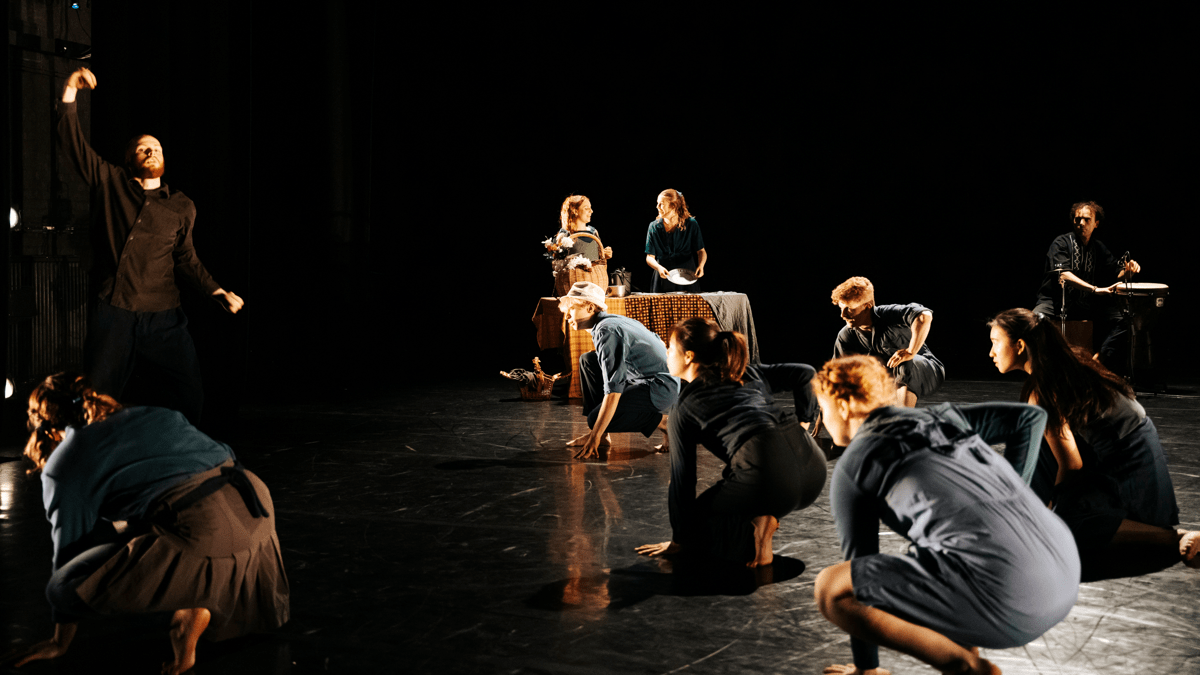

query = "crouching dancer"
[[636, 318, 826, 567], [7, 373, 289, 674], [813, 356, 1079, 675], [560, 282, 680, 459]]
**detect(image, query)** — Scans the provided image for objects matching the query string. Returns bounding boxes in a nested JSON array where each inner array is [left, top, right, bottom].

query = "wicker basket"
[[552, 232, 609, 297], [500, 358, 562, 401]]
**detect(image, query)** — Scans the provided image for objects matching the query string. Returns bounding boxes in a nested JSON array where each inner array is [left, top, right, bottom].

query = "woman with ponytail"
[[8, 373, 289, 674], [988, 308, 1198, 578], [644, 189, 707, 293], [813, 355, 1079, 675], [635, 318, 826, 567]]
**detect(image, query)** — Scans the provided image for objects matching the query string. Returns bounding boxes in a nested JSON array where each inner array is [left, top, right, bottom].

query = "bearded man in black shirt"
[[1033, 201, 1141, 367], [56, 67, 244, 424]]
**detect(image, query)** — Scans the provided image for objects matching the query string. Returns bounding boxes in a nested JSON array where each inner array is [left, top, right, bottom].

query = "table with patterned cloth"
[[531, 293, 758, 400]]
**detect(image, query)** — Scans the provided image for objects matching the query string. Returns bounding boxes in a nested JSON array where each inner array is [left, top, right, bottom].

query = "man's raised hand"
[[67, 68, 97, 90]]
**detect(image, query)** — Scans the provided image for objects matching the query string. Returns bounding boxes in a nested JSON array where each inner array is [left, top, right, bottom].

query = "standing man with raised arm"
[[57, 67, 244, 424], [831, 276, 943, 408]]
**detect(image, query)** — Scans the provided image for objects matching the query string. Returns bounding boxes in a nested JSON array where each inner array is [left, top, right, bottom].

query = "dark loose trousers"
[[677, 422, 826, 560], [85, 302, 204, 425], [579, 351, 663, 436]]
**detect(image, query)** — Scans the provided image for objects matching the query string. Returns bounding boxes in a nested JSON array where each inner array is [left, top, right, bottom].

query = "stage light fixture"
[[9, 207, 18, 229], [5, 379, 13, 399]]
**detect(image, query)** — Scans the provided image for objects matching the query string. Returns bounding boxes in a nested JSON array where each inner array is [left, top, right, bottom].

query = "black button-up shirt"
[[56, 100, 219, 312]]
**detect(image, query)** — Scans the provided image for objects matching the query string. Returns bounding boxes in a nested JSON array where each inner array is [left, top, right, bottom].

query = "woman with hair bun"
[[635, 317, 826, 567], [644, 189, 707, 293], [813, 355, 1078, 675], [988, 308, 1199, 579], [7, 373, 289, 674]]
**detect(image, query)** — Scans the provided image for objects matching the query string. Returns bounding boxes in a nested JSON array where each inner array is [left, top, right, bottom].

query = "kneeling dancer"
[[11, 373, 289, 674], [988, 308, 1200, 578], [561, 281, 680, 459], [814, 356, 1079, 675], [636, 318, 826, 567]]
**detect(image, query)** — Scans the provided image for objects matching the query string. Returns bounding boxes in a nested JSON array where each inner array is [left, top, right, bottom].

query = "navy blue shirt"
[[588, 312, 680, 413], [833, 303, 937, 364], [667, 364, 817, 544], [645, 217, 705, 270], [41, 407, 235, 571]]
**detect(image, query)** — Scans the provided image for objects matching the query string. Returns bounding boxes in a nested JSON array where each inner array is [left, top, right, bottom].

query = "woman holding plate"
[[645, 189, 707, 293]]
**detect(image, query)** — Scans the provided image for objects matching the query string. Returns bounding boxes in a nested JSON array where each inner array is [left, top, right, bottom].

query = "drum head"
[[1115, 282, 1169, 296]]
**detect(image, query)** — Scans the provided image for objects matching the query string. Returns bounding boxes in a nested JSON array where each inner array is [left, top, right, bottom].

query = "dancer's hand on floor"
[[568, 431, 608, 459], [635, 540, 679, 557]]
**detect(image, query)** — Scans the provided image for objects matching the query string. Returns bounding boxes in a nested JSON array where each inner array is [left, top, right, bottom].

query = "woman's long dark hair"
[[24, 372, 123, 473], [989, 308, 1133, 431], [669, 317, 748, 386]]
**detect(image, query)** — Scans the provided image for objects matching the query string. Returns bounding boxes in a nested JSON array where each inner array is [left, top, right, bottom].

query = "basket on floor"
[[500, 357, 562, 401]]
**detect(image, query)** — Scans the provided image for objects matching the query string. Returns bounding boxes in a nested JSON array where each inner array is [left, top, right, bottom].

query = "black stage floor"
[[2, 379, 1198, 674]]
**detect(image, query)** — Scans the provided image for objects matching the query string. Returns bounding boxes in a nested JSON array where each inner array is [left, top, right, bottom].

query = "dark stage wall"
[[11, 9, 1194, 421], [398, 33, 1195, 386]]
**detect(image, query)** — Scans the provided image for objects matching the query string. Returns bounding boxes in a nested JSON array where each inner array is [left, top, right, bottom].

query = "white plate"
[[667, 268, 698, 285]]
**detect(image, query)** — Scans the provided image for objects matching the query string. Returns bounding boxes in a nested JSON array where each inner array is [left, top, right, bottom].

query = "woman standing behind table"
[[7, 373, 289, 674], [988, 308, 1200, 579], [813, 356, 1079, 675], [545, 195, 612, 264], [636, 318, 826, 567], [645, 189, 707, 293]]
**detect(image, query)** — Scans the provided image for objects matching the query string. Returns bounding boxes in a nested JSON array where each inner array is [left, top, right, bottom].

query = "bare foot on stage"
[[653, 415, 670, 453], [1180, 530, 1200, 568], [163, 608, 210, 675], [747, 515, 778, 568]]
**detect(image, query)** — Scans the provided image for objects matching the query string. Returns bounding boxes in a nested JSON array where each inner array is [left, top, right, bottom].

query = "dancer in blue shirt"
[[8, 373, 288, 674], [560, 282, 680, 459]]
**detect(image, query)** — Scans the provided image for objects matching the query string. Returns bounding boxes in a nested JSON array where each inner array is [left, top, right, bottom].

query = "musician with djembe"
[[1033, 201, 1142, 370]]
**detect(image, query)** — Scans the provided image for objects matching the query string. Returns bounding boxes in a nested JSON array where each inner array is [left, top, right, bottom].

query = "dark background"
[[11, 6, 1197, 427]]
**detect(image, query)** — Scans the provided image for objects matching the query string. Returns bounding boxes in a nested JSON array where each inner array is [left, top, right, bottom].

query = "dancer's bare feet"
[[1180, 530, 1200, 568], [747, 515, 779, 568], [823, 666, 891, 674], [163, 608, 210, 675], [653, 415, 670, 453]]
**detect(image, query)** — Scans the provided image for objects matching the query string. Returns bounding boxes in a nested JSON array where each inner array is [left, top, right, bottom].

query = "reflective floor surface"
[[2, 379, 1198, 674]]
